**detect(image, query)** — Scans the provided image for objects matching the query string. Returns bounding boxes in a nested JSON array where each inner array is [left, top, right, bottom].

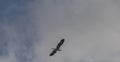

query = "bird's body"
[[49, 39, 65, 56]]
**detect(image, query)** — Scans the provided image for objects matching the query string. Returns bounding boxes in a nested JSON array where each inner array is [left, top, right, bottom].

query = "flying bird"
[[49, 39, 65, 56]]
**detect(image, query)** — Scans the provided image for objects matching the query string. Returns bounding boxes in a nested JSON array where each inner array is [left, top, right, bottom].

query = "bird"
[[49, 39, 65, 56]]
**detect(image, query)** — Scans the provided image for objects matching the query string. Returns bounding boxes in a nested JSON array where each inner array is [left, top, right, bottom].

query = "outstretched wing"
[[56, 39, 65, 49], [49, 50, 57, 56], [49, 39, 65, 56]]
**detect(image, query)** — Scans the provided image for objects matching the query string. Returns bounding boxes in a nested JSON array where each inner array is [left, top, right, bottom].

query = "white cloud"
[[32, 0, 120, 62], [1, 0, 120, 62]]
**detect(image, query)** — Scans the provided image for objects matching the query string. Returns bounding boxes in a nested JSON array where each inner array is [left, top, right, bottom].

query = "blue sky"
[[1, 0, 120, 62], [0, 0, 28, 24], [0, 0, 39, 62]]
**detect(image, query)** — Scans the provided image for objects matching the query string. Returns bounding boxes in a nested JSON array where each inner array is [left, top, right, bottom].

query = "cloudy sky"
[[1, 0, 120, 62]]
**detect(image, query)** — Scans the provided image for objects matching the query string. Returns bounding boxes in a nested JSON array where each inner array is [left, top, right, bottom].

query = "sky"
[[1, 0, 120, 62]]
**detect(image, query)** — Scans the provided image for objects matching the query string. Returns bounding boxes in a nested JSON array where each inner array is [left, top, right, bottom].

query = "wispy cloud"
[[0, 0, 40, 62], [1, 0, 120, 62], [32, 0, 120, 62]]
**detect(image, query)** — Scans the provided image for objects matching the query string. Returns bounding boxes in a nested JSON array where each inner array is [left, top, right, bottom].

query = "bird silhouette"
[[49, 39, 65, 56]]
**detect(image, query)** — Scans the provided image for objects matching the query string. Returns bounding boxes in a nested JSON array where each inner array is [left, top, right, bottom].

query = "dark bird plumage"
[[57, 39, 64, 49], [49, 49, 57, 56], [49, 39, 65, 56]]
